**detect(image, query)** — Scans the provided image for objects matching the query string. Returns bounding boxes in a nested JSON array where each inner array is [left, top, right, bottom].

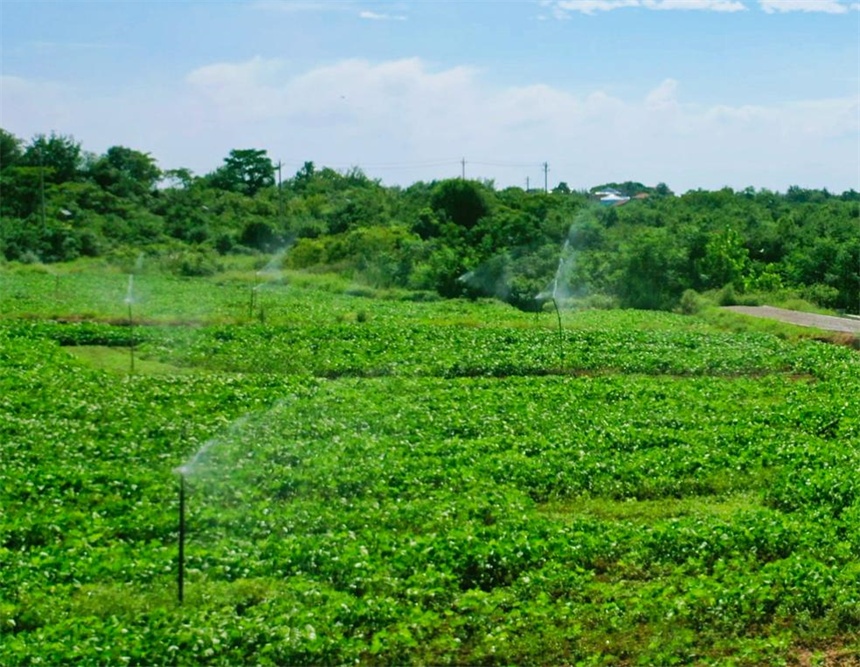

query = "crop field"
[[2, 266, 860, 666]]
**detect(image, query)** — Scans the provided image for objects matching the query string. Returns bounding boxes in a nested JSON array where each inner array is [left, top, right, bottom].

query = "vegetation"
[[1, 263, 859, 664], [2, 126, 858, 662], [2, 129, 858, 314]]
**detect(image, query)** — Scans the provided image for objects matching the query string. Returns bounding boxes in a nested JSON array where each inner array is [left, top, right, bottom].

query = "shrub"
[[717, 284, 738, 306], [679, 289, 705, 314]]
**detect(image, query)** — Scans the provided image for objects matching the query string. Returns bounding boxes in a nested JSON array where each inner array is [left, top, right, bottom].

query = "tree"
[[208, 149, 274, 196], [699, 227, 750, 289], [616, 227, 689, 310], [21, 132, 83, 183], [89, 146, 161, 198], [552, 182, 571, 195], [163, 168, 195, 189], [1, 129, 23, 170], [430, 179, 493, 231]]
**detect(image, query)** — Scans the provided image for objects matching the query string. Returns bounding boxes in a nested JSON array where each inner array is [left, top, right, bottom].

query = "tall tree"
[[89, 146, 161, 198], [208, 149, 274, 196], [0, 129, 23, 170], [21, 132, 83, 183]]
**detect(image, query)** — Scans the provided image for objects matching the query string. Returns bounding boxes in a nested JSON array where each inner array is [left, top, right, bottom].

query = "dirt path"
[[723, 306, 860, 334]]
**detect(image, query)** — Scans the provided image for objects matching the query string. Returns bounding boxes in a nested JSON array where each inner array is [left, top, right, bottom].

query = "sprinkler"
[[178, 472, 186, 604], [125, 274, 135, 375], [248, 271, 260, 320], [550, 296, 564, 371]]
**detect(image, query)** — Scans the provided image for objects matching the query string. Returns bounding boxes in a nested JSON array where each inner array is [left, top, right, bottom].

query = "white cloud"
[[3, 59, 858, 192], [759, 0, 850, 12], [553, 0, 640, 14], [642, 0, 746, 10], [551, 0, 746, 14], [645, 78, 680, 109], [359, 10, 406, 20], [252, 1, 353, 13]]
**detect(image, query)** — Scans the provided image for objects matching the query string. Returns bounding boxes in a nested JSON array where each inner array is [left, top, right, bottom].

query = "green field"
[[2, 264, 859, 665]]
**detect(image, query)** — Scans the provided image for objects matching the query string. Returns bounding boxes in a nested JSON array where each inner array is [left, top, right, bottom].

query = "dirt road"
[[723, 306, 860, 334]]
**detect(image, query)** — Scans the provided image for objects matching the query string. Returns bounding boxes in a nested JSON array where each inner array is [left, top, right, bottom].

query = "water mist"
[[537, 239, 570, 371]]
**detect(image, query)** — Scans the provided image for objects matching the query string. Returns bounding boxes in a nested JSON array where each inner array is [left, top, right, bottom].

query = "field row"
[[2, 325, 859, 664]]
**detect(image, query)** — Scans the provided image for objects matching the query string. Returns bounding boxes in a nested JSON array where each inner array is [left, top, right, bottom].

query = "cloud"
[[359, 10, 406, 20], [252, 0, 354, 13], [642, 0, 746, 10], [759, 0, 851, 12], [645, 78, 680, 109], [553, 0, 639, 14], [3, 58, 858, 192], [551, 0, 746, 14]]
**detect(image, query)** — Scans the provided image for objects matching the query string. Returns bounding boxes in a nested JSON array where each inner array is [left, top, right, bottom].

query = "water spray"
[[537, 238, 571, 372]]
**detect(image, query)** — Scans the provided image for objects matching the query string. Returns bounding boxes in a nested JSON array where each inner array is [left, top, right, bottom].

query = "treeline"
[[1, 129, 858, 313]]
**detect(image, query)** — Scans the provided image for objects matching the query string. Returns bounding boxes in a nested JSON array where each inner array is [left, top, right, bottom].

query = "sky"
[[1, 0, 859, 193]]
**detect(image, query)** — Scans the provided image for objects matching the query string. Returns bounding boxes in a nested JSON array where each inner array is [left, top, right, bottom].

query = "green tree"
[[1, 129, 23, 170], [208, 149, 275, 196], [21, 132, 83, 183], [616, 227, 689, 310], [89, 146, 161, 198], [700, 227, 750, 289], [430, 179, 493, 231]]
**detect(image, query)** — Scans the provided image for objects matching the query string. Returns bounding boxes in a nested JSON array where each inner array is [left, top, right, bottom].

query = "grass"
[[539, 491, 761, 524], [65, 345, 192, 375]]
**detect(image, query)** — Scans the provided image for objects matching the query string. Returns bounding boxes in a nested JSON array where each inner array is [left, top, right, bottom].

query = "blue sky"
[[2, 0, 859, 192]]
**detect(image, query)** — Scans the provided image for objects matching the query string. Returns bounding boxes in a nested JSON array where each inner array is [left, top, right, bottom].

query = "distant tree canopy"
[[431, 179, 493, 230], [0, 127, 857, 313], [0, 129, 23, 170], [208, 149, 275, 196], [90, 146, 161, 199], [20, 132, 83, 183]]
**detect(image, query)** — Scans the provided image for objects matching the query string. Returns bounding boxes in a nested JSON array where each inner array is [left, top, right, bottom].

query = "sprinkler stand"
[[128, 302, 135, 375], [551, 297, 564, 371], [178, 473, 185, 604]]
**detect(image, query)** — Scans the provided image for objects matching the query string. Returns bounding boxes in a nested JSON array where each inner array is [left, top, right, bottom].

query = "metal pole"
[[551, 297, 563, 371], [179, 474, 185, 604], [128, 302, 135, 375], [39, 142, 47, 232]]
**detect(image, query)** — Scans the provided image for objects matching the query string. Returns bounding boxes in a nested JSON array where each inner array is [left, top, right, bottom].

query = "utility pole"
[[526, 176, 530, 192], [543, 162, 549, 193], [39, 141, 47, 232], [461, 157, 466, 180], [276, 160, 284, 224]]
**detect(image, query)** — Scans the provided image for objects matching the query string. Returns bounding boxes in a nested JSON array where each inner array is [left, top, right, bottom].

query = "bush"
[[582, 293, 620, 310], [717, 284, 738, 306], [158, 249, 222, 277], [802, 283, 840, 310], [679, 289, 705, 314]]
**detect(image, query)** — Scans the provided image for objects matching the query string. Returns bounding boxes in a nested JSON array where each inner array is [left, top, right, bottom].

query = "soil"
[[723, 306, 860, 335]]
